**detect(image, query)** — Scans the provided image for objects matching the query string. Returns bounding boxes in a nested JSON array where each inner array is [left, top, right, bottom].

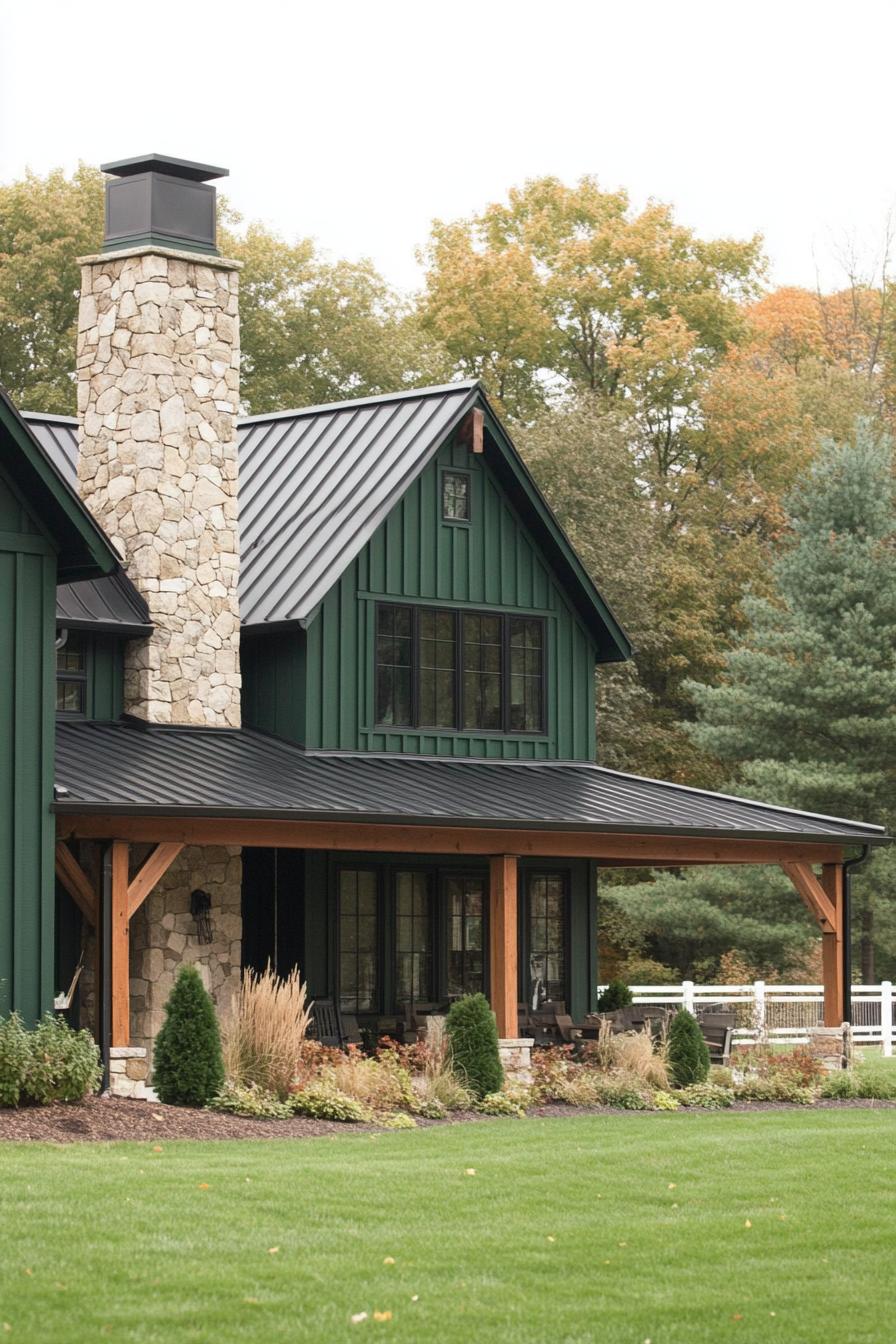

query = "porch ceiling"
[[53, 719, 886, 849]]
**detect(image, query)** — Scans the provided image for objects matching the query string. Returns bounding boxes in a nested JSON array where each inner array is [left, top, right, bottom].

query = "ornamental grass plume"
[[220, 962, 311, 1100]]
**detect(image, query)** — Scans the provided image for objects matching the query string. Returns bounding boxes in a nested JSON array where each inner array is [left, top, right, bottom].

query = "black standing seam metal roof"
[[239, 381, 481, 627], [26, 383, 631, 659], [22, 413, 152, 635], [52, 720, 888, 845]]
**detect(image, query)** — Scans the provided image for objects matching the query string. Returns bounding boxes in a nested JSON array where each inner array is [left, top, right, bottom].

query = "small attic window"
[[442, 470, 471, 523]]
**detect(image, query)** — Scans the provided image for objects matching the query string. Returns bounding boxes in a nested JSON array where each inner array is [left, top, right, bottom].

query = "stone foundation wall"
[[129, 845, 242, 1065], [76, 246, 241, 726]]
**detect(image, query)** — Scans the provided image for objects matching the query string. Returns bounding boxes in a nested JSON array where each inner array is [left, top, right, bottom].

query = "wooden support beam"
[[489, 854, 518, 1039], [110, 840, 130, 1048], [57, 815, 846, 869], [457, 407, 484, 454], [54, 842, 97, 925], [781, 861, 837, 931], [128, 842, 184, 919], [820, 864, 845, 1027]]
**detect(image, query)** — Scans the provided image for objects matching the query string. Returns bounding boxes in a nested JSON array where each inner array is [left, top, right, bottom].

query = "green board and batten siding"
[[244, 439, 598, 760], [0, 470, 57, 1020]]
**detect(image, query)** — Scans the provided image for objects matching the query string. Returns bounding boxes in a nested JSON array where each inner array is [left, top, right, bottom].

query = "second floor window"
[[56, 633, 87, 715], [375, 603, 545, 734]]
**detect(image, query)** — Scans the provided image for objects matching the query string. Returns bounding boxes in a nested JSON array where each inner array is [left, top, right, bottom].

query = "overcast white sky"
[[2, 0, 894, 296]]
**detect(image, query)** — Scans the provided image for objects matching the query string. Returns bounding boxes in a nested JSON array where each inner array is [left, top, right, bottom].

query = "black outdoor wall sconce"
[[190, 888, 214, 944]]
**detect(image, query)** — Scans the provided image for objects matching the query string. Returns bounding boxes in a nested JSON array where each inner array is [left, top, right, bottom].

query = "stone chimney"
[[76, 154, 241, 726]]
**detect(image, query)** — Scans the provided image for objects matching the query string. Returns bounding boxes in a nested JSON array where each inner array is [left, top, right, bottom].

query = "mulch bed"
[[0, 1094, 893, 1144]]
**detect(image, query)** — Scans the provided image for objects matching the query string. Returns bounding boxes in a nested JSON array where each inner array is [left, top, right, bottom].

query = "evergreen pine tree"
[[153, 965, 224, 1107], [667, 1009, 710, 1087], [686, 421, 896, 979], [445, 993, 504, 1098]]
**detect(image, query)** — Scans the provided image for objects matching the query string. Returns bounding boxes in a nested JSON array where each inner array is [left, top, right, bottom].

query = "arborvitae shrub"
[[597, 979, 633, 1012], [445, 993, 503, 1099], [667, 1008, 710, 1087], [153, 965, 224, 1106]]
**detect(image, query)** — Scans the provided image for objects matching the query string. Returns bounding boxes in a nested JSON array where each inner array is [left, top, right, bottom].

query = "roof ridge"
[[240, 379, 480, 426]]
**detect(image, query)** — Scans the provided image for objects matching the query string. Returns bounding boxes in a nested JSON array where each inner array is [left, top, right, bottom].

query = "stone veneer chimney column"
[[76, 154, 241, 726]]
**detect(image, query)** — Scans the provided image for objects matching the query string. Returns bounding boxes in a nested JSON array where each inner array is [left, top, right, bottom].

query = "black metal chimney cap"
[[100, 154, 229, 183]]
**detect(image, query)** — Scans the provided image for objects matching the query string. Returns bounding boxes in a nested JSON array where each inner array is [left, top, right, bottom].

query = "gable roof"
[[53, 719, 887, 847], [240, 381, 631, 662], [22, 412, 151, 634], [0, 386, 119, 582], [25, 382, 631, 661]]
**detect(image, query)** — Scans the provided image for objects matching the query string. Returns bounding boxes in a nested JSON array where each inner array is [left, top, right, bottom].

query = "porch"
[[51, 719, 886, 1065]]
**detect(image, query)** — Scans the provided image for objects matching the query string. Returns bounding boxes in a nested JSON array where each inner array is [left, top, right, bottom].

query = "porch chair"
[[698, 1012, 735, 1066], [309, 999, 361, 1049]]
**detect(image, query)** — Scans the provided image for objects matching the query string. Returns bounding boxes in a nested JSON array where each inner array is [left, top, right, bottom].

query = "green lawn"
[[1, 1110, 895, 1343]]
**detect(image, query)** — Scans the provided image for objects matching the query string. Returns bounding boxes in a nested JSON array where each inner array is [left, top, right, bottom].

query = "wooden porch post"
[[820, 864, 845, 1027], [489, 854, 518, 1039], [110, 841, 130, 1047]]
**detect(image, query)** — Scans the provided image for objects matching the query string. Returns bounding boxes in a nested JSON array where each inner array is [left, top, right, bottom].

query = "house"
[[1, 153, 886, 1090]]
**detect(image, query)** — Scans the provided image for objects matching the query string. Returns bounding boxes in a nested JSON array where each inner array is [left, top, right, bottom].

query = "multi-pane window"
[[338, 869, 379, 1012], [394, 871, 433, 1004], [56, 633, 87, 715], [462, 613, 502, 731], [442, 470, 470, 522], [374, 603, 544, 734], [418, 609, 456, 728], [528, 873, 567, 1006], [508, 618, 544, 732], [375, 604, 413, 726], [446, 876, 485, 997]]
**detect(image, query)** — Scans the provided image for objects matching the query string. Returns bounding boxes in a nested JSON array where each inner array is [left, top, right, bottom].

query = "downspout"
[[842, 845, 871, 1024], [100, 844, 113, 1090]]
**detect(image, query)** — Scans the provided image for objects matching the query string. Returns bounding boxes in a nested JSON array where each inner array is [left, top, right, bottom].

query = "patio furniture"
[[309, 999, 362, 1048], [697, 1011, 735, 1066]]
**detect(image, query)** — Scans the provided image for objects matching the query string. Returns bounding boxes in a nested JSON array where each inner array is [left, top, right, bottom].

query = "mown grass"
[[1, 1109, 894, 1343]]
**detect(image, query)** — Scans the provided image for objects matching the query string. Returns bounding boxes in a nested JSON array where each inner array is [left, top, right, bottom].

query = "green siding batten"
[[247, 437, 597, 759], [0, 471, 57, 1021]]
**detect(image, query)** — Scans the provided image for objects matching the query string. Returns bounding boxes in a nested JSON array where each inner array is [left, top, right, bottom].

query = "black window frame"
[[393, 868, 436, 1007], [441, 468, 472, 524], [55, 631, 89, 718], [374, 602, 547, 736], [336, 865, 382, 1014], [444, 872, 487, 999], [525, 869, 570, 1008]]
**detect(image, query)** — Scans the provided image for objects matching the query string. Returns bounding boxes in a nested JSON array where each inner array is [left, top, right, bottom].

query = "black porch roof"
[[53, 720, 886, 846]]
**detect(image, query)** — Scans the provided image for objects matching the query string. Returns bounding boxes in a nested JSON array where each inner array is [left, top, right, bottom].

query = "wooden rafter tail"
[[457, 407, 484, 454], [54, 841, 97, 925], [128, 842, 184, 919]]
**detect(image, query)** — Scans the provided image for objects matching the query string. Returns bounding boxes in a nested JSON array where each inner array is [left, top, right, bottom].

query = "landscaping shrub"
[[558, 1070, 652, 1110], [23, 1014, 102, 1104], [596, 979, 633, 1012], [377, 1110, 417, 1130], [530, 1045, 579, 1102], [289, 1081, 371, 1122], [445, 993, 503, 1099], [476, 1090, 527, 1118], [208, 1081, 291, 1118], [652, 1089, 681, 1111], [153, 965, 224, 1107], [735, 1077, 815, 1104], [818, 1068, 896, 1101], [325, 1045, 417, 1112], [747, 1045, 826, 1088], [708, 1065, 734, 1088], [819, 1071, 857, 1100], [0, 1013, 31, 1107], [677, 1082, 734, 1109], [220, 962, 311, 1100], [667, 1009, 710, 1087]]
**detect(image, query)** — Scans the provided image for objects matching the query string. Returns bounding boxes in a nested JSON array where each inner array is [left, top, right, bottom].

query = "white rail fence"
[[607, 981, 895, 1054]]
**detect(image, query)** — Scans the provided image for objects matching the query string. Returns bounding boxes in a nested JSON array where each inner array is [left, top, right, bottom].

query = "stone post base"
[[108, 1046, 155, 1100], [499, 1038, 534, 1083], [806, 1023, 854, 1072]]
